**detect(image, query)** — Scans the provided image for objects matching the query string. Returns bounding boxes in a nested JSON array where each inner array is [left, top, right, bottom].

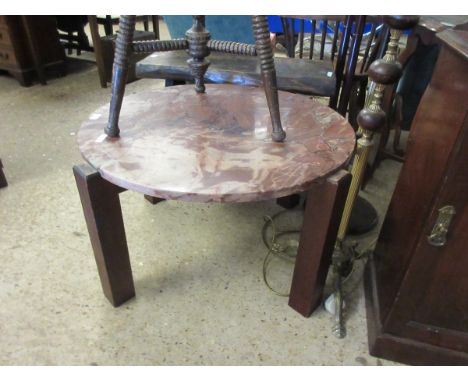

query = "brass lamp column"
[[332, 15, 420, 338]]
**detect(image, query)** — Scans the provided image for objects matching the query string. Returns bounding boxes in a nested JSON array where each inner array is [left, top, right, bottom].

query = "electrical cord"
[[261, 212, 300, 297], [261, 210, 377, 299]]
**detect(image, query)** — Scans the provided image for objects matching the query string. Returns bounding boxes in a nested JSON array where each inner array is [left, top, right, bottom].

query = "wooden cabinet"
[[364, 29, 468, 365], [0, 16, 65, 86]]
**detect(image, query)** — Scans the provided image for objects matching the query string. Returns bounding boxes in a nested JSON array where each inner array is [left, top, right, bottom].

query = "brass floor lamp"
[[331, 15, 420, 338]]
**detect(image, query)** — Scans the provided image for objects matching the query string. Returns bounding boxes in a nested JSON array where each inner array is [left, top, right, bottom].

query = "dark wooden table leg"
[[288, 169, 352, 317], [88, 15, 108, 88], [0, 159, 7, 188], [73, 164, 135, 307], [144, 195, 165, 205]]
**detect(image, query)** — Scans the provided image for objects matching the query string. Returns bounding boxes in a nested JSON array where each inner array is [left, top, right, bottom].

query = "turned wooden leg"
[[0, 159, 7, 188], [144, 195, 164, 205], [288, 169, 351, 317], [106, 15, 136, 137], [252, 15, 285, 142], [73, 164, 135, 307]]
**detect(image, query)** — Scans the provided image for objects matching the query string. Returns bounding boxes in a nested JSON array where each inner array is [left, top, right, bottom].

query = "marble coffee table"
[[74, 84, 355, 317]]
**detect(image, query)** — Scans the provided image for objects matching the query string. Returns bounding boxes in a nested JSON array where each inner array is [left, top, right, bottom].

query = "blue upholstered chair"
[[163, 16, 255, 44]]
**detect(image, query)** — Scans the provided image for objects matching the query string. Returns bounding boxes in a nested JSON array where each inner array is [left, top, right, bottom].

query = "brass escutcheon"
[[427, 205, 456, 247]]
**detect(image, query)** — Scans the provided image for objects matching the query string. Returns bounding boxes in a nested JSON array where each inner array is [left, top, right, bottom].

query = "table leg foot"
[[144, 195, 165, 205], [276, 194, 301, 209], [288, 169, 352, 317], [0, 159, 7, 188], [73, 164, 135, 307]]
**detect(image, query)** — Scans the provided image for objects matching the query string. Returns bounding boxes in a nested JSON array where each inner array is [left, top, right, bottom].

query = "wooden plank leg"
[[0, 159, 7, 188], [144, 195, 165, 205], [73, 163, 135, 307], [288, 169, 352, 317]]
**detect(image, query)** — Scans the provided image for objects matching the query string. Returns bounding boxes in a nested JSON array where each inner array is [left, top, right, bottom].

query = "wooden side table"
[[74, 84, 355, 316]]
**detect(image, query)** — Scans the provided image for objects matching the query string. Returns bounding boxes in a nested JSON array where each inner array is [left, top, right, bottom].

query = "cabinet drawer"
[[0, 26, 12, 46], [0, 47, 18, 67]]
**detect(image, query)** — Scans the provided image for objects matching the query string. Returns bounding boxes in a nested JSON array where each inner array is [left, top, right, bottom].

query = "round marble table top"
[[78, 84, 355, 202]]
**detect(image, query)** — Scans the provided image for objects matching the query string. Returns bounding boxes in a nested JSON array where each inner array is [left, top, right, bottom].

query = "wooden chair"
[[88, 15, 160, 88], [136, 16, 337, 98], [274, 16, 388, 223], [73, 15, 356, 317], [97, 15, 159, 39], [279, 16, 387, 127], [55, 16, 92, 56]]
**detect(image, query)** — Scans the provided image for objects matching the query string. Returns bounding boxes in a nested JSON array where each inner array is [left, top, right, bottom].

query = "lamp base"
[[277, 194, 378, 235], [348, 196, 378, 235]]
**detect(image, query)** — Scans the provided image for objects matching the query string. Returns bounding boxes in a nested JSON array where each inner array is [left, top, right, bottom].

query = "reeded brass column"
[[336, 15, 419, 245]]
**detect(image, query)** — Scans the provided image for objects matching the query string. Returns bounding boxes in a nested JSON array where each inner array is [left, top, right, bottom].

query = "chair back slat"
[[331, 21, 340, 62], [309, 19, 316, 59], [329, 16, 354, 109], [298, 19, 305, 58], [337, 16, 367, 116], [319, 19, 328, 60], [280, 17, 295, 58], [278, 15, 384, 117], [360, 23, 377, 73], [364, 24, 389, 74]]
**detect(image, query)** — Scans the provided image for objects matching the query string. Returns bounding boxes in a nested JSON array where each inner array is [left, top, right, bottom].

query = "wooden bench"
[[136, 50, 336, 97]]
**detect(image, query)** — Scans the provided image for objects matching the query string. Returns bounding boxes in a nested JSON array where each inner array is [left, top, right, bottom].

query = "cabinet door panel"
[[387, 112, 468, 353]]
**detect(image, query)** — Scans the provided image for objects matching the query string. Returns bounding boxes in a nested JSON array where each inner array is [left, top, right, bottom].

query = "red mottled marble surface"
[[78, 84, 355, 202]]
